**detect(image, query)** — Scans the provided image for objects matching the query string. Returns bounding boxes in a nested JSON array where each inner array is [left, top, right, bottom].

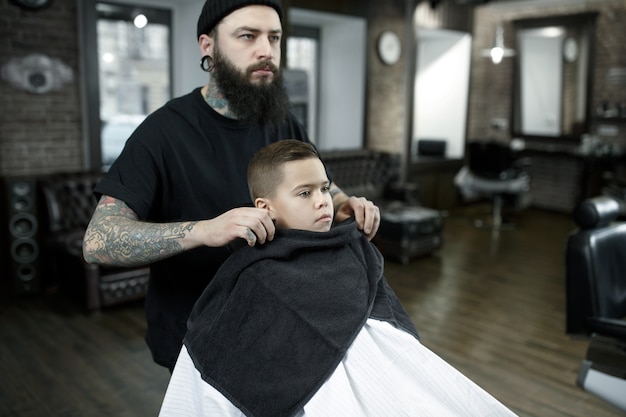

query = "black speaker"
[[2, 177, 41, 295]]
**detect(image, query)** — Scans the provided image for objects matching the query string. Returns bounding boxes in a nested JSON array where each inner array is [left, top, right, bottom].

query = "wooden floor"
[[0, 204, 623, 416]]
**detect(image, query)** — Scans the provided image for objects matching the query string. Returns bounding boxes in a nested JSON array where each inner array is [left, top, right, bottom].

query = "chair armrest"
[[587, 317, 626, 340], [47, 230, 85, 258]]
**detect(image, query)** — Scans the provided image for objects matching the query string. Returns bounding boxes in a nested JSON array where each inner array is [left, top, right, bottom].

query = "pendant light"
[[481, 24, 515, 65]]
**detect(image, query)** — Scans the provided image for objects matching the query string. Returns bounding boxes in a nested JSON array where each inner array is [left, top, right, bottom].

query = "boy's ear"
[[254, 198, 268, 209], [255, 198, 277, 220]]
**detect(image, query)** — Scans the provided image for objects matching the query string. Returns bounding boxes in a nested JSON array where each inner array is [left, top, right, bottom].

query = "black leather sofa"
[[39, 172, 149, 311]]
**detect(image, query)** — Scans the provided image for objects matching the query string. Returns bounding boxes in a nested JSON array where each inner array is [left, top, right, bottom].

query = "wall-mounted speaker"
[[2, 177, 41, 295]]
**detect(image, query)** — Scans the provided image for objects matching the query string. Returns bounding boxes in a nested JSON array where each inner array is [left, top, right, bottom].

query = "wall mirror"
[[512, 13, 597, 140], [413, 28, 471, 160]]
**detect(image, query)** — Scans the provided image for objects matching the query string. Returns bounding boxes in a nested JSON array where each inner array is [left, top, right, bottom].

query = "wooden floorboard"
[[0, 203, 623, 416], [384, 204, 623, 417], [0, 294, 169, 416]]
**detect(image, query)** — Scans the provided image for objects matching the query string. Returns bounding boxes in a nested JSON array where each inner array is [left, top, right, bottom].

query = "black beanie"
[[197, 0, 283, 39]]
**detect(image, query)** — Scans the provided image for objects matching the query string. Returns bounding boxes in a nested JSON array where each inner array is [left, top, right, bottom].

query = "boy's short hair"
[[248, 140, 321, 200]]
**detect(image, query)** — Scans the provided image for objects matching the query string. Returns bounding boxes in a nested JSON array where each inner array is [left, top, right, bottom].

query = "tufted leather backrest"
[[319, 149, 400, 201], [39, 172, 103, 234], [565, 195, 626, 336]]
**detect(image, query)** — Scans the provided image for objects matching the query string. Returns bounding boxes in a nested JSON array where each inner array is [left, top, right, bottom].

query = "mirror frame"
[[512, 13, 598, 142]]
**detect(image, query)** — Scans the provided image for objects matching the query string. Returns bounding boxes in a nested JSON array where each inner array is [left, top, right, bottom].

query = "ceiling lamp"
[[133, 13, 148, 29], [481, 24, 515, 65]]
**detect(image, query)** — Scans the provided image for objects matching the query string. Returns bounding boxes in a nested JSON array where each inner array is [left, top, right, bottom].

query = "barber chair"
[[454, 140, 531, 229], [565, 195, 626, 412]]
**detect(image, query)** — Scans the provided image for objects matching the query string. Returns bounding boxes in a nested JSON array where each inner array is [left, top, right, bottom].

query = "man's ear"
[[198, 33, 214, 57]]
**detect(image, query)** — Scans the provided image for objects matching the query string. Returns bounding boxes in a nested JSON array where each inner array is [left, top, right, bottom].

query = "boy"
[[159, 140, 516, 417]]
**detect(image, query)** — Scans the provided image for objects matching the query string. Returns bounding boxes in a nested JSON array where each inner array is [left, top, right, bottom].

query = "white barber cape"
[[159, 318, 517, 417]]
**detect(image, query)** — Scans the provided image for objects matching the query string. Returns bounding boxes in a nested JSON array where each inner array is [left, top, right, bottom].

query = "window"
[[287, 26, 320, 141], [80, 1, 172, 171], [96, 3, 171, 169]]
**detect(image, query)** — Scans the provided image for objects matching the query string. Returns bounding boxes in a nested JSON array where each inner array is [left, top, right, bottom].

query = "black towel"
[[184, 219, 418, 417]]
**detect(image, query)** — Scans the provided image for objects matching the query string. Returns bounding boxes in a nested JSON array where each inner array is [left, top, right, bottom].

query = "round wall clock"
[[10, 0, 51, 10], [563, 37, 578, 63], [377, 30, 401, 66]]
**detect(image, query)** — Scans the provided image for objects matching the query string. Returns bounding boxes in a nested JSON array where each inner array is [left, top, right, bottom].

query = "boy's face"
[[257, 158, 334, 232]]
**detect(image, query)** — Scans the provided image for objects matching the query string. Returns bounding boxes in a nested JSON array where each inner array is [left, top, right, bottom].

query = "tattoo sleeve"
[[329, 185, 349, 214], [83, 196, 197, 267], [329, 187, 342, 198]]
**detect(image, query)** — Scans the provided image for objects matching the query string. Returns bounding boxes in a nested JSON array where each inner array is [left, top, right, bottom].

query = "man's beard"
[[212, 48, 291, 127]]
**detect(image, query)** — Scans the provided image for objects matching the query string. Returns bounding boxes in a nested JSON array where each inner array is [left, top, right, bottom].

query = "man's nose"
[[256, 36, 274, 60]]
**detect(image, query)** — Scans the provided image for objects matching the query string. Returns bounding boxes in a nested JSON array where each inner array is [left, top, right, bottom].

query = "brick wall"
[[365, 0, 409, 154], [0, 0, 83, 177], [292, 0, 418, 154], [365, 0, 473, 154], [469, 0, 626, 145]]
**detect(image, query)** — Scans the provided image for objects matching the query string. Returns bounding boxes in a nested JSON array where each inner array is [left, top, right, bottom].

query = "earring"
[[200, 55, 214, 72]]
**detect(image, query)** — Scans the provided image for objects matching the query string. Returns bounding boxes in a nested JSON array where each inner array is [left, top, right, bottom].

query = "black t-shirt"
[[95, 87, 311, 369]]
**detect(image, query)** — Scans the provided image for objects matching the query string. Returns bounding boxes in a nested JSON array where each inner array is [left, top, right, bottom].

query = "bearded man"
[[83, 0, 380, 373]]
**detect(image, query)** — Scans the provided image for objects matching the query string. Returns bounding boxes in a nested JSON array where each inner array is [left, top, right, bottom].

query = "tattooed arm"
[[82, 195, 276, 267]]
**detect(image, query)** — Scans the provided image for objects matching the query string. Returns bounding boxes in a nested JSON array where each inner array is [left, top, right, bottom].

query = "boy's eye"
[[322, 186, 330, 193], [298, 190, 311, 198]]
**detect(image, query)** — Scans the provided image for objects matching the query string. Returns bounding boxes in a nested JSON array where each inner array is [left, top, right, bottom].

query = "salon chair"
[[454, 140, 531, 229], [565, 195, 626, 412]]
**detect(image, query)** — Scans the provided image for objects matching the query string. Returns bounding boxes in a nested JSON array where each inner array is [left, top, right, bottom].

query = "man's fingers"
[[356, 198, 380, 237], [245, 227, 257, 246], [241, 211, 275, 246], [363, 204, 380, 239], [339, 196, 380, 240]]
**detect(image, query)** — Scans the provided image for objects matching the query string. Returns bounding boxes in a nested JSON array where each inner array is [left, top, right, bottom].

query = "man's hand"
[[334, 196, 380, 240], [197, 207, 276, 247]]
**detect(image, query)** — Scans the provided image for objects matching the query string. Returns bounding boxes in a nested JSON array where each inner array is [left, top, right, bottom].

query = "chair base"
[[473, 218, 515, 230], [576, 335, 626, 412], [473, 194, 515, 231], [578, 360, 626, 412]]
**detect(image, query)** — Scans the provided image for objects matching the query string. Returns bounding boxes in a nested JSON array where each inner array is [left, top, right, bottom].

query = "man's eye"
[[322, 186, 330, 193], [299, 190, 311, 198], [241, 34, 254, 40], [269, 35, 281, 43]]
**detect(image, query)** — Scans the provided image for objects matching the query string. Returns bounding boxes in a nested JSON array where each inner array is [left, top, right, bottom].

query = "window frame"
[[78, 0, 173, 171]]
